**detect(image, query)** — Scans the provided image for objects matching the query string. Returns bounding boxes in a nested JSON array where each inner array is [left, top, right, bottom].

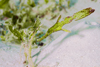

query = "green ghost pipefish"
[[37, 7, 95, 42]]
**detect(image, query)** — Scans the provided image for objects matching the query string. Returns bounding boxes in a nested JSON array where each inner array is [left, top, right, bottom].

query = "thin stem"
[[28, 32, 36, 67], [37, 33, 49, 42]]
